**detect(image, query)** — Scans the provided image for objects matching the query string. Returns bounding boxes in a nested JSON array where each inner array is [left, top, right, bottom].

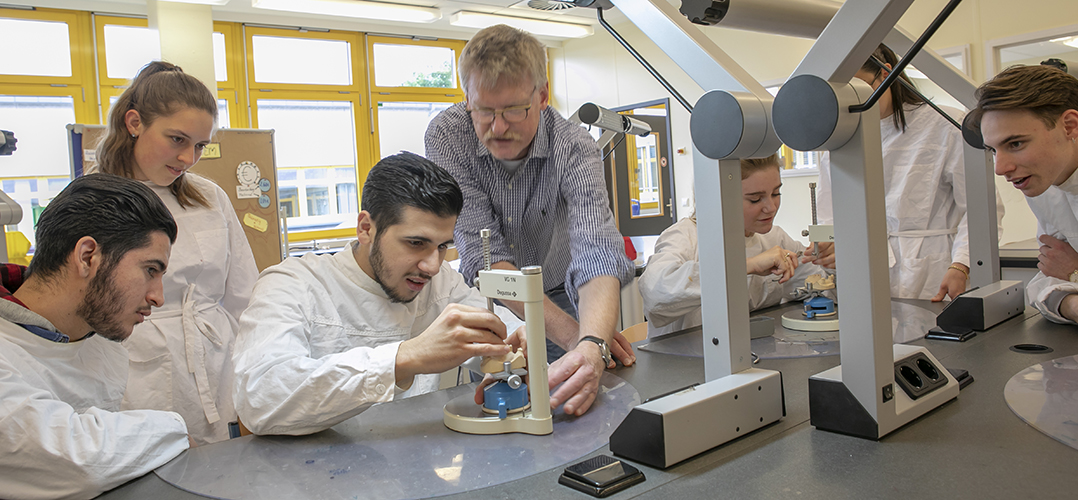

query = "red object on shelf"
[[623, 236, 637, 261]]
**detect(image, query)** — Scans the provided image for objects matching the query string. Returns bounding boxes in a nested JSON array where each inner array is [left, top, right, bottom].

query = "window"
[[374, 100, 452, 159], [255, 98, 360, 232], [1, 7, 97, 250], [3, 7, 476, 249], [368, 36, 466, 161], [0, 17, 72, 77], [214, 22, 248, 128], [103, 24, 162, 80], [251, 35, 353, 86], [371, 43, 457, 89], [247, 26, 370, 241]]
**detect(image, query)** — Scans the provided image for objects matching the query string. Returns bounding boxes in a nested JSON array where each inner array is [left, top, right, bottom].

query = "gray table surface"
[[99, 301, 1078, 499]]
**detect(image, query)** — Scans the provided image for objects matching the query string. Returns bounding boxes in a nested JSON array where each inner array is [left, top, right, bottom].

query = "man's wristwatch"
[[1069, 269, 1078, 283], [578, 336, 612, 366]]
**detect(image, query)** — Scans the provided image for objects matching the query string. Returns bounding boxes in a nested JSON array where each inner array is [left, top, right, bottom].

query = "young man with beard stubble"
[[232, 152, 526, 436], [0, 173, 192, 499]]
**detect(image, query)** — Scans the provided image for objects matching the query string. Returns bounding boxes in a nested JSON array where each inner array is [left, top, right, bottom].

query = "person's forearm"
[[1060, 293, 1078, 323], [575, 276, 621, 345]]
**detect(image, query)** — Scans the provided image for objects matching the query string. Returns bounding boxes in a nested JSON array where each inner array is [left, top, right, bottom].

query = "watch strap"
[[578, 335, 611, 365]]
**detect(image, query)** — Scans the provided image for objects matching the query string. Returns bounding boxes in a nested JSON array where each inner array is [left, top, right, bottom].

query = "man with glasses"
[[426, 24, 636, 417]]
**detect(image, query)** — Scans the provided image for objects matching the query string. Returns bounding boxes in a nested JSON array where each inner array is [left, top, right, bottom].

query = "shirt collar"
[[1057, 165, 1078, 196], [335, 241, 392, 300]]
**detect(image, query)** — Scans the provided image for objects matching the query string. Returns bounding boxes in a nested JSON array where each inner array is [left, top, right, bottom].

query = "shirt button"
[[509, 244, 515, 249], [376, 384, 387, 394], [508, 183, 512, 189], [507, 217, 513, 223]]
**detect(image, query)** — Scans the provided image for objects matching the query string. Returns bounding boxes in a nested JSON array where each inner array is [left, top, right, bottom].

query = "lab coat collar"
[[334, 241, 392, 300], [1057, 165, 1078, 197]]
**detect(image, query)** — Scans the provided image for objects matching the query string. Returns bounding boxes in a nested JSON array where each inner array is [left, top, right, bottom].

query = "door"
[[605, 103, 675, 237]]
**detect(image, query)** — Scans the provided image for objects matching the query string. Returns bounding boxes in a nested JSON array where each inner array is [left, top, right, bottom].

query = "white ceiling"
[[15, 0, 626, 45]]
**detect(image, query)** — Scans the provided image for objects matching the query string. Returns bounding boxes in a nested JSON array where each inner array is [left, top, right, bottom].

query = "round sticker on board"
[[660, 157, 668, 168], [258, 178, 271, 192], [237, 161, 261, 186], [258, 194, 271, 209]]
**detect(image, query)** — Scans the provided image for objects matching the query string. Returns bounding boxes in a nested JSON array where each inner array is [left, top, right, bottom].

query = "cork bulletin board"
[[67, 125, 284, 271]]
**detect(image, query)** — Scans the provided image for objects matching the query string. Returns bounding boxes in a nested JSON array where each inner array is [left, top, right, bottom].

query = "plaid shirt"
[[425, 103, 633, 306], [0, 263, 27, 306], [0, 263, 70, 343]]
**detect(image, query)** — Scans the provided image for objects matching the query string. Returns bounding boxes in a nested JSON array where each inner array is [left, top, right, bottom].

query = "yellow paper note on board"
[[202, 143, 221, 159], [243, 212, 268, 232]]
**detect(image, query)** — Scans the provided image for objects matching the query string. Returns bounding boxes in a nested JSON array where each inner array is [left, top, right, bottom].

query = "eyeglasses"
[[467, 103, 533, 124]]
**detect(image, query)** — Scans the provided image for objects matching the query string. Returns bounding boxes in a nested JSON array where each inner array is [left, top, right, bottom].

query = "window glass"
[[217, 98, 230, 129], [999, 36, 1078, 68], [0, 95, 77, 245], [376, 101, 452, 158], [306, 186, 330, 216], [213, 32, 227, 82], [279, 186, 298, 218], [304, 168, 328, 179], [336, 183, 357, 214], [252, 36, 351, 85], [0, 18, 72, 77], [631, 133, 660, 217], [103, 24, 161, 80], [372, 43, 456, 88], [256, 99, 357, 232]]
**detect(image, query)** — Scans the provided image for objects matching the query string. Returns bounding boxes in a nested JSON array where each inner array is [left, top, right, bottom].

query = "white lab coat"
[[818, 104, 1005, 299], [232, 244, 525, 436], [1025, 168, 1078, 324], [121, 174, 258, 445], [639, 218, 833, 337], [0, 301, 188, 500]]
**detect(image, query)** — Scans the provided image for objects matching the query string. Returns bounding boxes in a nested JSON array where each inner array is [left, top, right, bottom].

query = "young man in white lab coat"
[[0, 174, 191, 499], [232, 152, 525, 436], [974, 64, 1078, 324]]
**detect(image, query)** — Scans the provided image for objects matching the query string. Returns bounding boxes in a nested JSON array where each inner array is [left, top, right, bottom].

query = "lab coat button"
[[376, 384, 387, 394]]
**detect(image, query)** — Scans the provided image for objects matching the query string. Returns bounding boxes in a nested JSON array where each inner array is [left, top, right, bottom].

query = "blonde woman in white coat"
[[640, 154, 833, 337]]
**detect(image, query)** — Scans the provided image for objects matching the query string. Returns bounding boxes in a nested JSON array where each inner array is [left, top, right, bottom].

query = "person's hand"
[[803, 241, 836, 269], [505, 325, 526, 353], [932, 263, 968, 302], [396, 304, 511, 386], [747, 245, 799, 283], [547, 341, 606, 416], [609, 330, 635, 367], [472, 326, 527, 405], [1037, 234, 1078, 281]]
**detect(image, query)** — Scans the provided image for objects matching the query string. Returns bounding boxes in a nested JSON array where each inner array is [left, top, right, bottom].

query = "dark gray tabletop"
[[99, 301, 1078, 499]]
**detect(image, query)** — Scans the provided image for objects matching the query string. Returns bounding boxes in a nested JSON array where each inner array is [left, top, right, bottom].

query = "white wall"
[[550, 0, 1078, 246]]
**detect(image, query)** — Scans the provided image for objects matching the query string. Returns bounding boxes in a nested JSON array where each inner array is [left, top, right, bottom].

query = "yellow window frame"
[[214, 21, 249, 128], [1, 8, 94, 88], [249, 89, 370, 242], [366, 35, 467, 96], [245, 26, 366, 93], [0, 83, 99, 130]]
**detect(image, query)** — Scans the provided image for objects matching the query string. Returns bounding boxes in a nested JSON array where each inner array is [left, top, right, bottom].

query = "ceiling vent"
[[524, 0, 576, 12]]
